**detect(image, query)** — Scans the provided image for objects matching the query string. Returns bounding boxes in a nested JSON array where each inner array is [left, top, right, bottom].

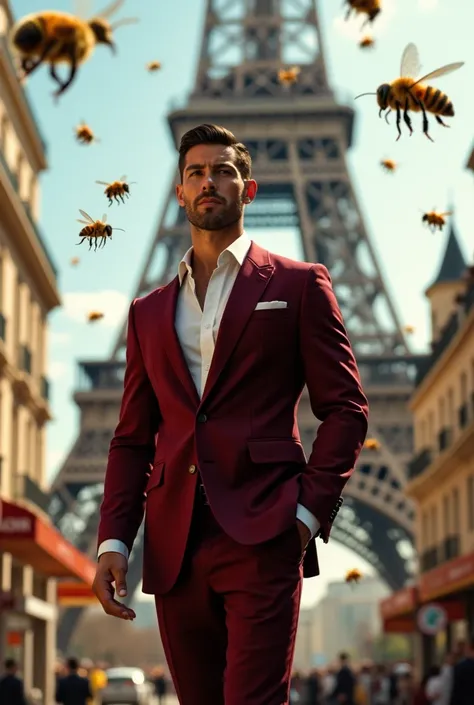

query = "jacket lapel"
[[160, 276, 201, 407], [200, 242, 274, 406]]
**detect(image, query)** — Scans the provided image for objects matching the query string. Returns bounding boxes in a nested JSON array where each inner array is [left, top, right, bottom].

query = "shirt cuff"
[[97, 539, 129, 560], [296, 504, 320, 539]]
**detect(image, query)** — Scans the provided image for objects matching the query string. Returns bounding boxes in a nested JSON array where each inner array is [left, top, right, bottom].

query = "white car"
[[100, 667, 154, 705]]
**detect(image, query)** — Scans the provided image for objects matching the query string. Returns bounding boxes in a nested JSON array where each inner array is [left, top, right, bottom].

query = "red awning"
[[57, 581, 98, 606], [419, 551, 474, 602], [380, 586, 418, 634], [0, 498, 96, 585]]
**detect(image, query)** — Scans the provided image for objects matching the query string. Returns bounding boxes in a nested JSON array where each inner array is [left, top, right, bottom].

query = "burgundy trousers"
[[154, 487, 303, 705]]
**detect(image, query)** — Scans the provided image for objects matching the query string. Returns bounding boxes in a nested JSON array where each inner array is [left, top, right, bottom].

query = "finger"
[[94, 578, 135, 620], [111, 567, 128, 598]]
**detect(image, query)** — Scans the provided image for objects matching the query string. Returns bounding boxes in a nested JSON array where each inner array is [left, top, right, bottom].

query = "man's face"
[[176, 144, 252, 231]]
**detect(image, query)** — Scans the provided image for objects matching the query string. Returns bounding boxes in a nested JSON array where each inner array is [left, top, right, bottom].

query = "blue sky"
[[11, 0, 474, 606]]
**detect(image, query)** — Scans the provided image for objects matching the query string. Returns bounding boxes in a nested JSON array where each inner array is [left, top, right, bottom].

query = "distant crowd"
[[289, 638, 474, 705]]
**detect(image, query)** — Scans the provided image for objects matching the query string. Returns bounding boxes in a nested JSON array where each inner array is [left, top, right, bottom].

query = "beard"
[[183, 194, 244, 231]]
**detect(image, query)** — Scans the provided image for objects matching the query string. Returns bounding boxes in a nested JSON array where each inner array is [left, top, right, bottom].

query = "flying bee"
[[364, 438, 381, 450], [87, 310, 104, 322], [96, 175, 136, 205], [345, 568, 362, 586], [359, 36, 375, 50], [146, 60, 161, 72], [9, 0, 139, 99], [355, 43, 465, 141], [422, 210, 452, 232], [380, 158, 397, 172], [344, 0, 381, 27], [76, 209, 124, 250], [74, 121, 98, 144], [70, 256, 80, 265], [403, 324, 415, 334], [278, 66, 301, 85]]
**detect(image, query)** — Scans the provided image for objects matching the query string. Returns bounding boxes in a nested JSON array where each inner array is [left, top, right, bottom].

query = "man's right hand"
[[92, 552, 136, 620]]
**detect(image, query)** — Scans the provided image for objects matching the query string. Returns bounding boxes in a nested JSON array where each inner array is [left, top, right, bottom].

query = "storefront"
[[0, 498, 97, 704]]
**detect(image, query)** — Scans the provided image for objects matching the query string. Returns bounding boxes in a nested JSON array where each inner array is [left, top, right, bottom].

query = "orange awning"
[[57, 581, 98, 606], [419, 551, 474, 602], [0, 498, 96, 586], [380, 586, 418, 634]]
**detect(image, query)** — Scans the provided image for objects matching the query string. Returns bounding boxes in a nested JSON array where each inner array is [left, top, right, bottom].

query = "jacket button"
[[197, 413, 208, 423], [188, 464, 196, 474]]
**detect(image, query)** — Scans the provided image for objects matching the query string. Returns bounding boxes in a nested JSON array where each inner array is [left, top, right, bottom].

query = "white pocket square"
[[255, 300, 288, 310]]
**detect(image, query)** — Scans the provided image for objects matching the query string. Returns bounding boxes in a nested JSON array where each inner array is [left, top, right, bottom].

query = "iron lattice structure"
[[49, 0, 426, 652]]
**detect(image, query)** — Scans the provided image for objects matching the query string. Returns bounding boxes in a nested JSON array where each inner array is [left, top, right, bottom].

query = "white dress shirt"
[[98, 232, 319, 560]]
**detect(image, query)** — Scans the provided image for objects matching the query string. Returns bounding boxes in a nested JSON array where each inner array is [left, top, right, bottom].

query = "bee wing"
[[96, 181, 109, 186], [110, 17, 139, 29], [119, 175, 127, 182], [102, 214, 107, 223], [74, 0, 93, 18], [411, 62, 465, 86], [77, 220, 90, 225], [94, 0, 125, 19], [79, 209, 94, 223], [440, 211, 453, 217], [400, 43, 421, 78]]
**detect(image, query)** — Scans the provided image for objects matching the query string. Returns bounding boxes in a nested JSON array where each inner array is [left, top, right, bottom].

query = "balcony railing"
[[40, 375, 49, 400], [438, 427, 453, 452], [408, 448, 433, 480], [443, 535, 460, 562], [0, 312, 5, 341], [15, 474, 50, 514], [18, 344, 32, 374], [459, 403, 469, 430]]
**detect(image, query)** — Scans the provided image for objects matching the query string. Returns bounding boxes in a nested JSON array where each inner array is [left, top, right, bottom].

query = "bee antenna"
[[354, 92, 377, 100], [113, 227, 125, 232]]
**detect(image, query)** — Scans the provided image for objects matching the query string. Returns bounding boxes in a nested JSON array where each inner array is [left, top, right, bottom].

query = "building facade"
[[381, 224, 474, 667], [0, 3, 96, 702]]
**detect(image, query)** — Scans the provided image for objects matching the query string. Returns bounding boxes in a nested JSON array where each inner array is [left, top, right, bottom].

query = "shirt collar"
[[178, 231, 251, 285]]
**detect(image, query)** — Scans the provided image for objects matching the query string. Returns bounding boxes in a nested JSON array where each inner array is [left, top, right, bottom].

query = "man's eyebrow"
[[185, 161, 236, 171]]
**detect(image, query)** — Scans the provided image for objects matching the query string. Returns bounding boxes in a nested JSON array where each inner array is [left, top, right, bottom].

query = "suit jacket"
[[55, 673, 92, 705], [0, 673, 27, 705], [98, 242, 369, 593], [449, 656, 474, 705]]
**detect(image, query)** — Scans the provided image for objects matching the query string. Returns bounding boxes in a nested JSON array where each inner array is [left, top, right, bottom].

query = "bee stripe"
[[436, 94, 448, 112], [427, 89, 441, 109], [424, 86, 432, 105], [442, 101, 453, 116]]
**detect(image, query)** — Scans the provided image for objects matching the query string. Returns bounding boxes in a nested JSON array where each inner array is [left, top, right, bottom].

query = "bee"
[[344, 0, 381, 27], [403, 324, 415, 334], [9, 0, 139, 98], [364, 438, 380, 450], [359, 36, 375, 50], [70, 256, 80, 265], [278, 66, 301, 85], [380, 158, 397, 172], [146, 60, 161, 72], [76, 209, 124, 250], [355, 43, 465, 141], [96, 175, 135, 205], [87, 311, 104, 322], [345, 568, 362, 585], [422, 210, 452, 232], [74, 121, 98, 144]]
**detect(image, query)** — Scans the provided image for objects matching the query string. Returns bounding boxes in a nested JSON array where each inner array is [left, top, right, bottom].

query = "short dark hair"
[[339, 652, 349, 661], [178, 124, 252, 182], [67, 657, 79, 671], [5, 658, 16, 669]]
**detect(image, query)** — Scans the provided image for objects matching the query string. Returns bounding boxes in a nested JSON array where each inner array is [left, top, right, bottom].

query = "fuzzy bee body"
[[75, 122, 97, 144], [355, 43, 464, 141], [9, 0, 138, 98], [422, 211, 452, 232], [76, 209, 123, 250], [96, 176, 134, 205], [345, 0, 381, 26]]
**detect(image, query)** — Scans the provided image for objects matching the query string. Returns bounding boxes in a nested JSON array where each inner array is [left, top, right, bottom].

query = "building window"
[[468, 476, 474, 531], [443, 495, 451, 536], [452, 488, 460, 534]]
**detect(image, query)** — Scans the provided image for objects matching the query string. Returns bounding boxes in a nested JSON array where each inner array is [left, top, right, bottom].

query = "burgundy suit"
[[98, 242, 368, 705]]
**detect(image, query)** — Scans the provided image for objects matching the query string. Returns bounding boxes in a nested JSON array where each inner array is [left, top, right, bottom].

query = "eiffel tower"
[[49, 0, 427, 652]]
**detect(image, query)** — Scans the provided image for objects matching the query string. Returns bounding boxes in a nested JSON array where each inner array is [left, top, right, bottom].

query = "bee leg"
[[435, 116, 450, 129], [384, 110, 391, 125], [49, 63, 63, 90], [52, 47, 78, 98], [403, 99, 413, 136], [20, 39, 56, 78], [395, 102, 402, 141], [409, 92, 433, 142]]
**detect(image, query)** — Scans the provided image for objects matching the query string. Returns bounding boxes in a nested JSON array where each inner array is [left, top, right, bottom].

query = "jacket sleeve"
[[298, 264, 369, 541], [97, 299, 161, 554]]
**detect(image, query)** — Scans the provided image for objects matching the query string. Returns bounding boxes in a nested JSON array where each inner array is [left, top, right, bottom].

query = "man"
[[449, 637, 474, 705], [93, 123, 368, 705], [332, 652, 356, 704], [55, 656, 92, 705], [0, 658, 27, 705]]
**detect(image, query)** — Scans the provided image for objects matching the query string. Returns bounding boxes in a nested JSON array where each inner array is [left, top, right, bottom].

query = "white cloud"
[[49, 361, 68, 380], [333, 0, 396, 39], [47, 447, 66, 475], [61, 289, 129, 328], [418, 0, 438, 9]]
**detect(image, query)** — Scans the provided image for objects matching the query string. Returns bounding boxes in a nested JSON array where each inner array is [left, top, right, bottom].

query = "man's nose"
[[201, 175, 216, 189]]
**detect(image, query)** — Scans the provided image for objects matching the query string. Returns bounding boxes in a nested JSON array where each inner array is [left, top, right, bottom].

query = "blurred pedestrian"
[[55, 657, 92, 705], [0, 658, 27, 705]]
